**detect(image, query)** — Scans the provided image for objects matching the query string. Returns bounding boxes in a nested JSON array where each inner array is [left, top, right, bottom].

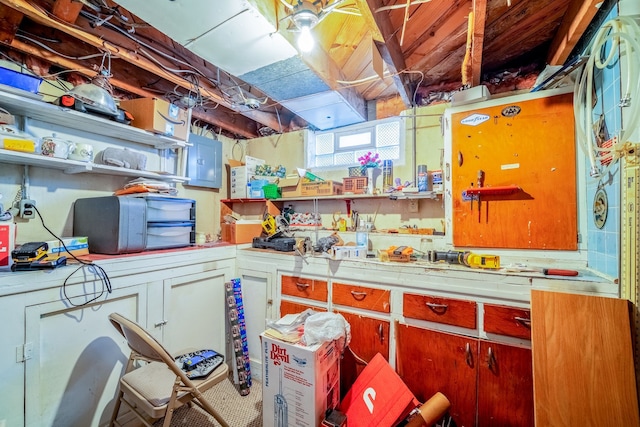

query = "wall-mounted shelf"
[[220, 191, 442, 203], [0, 149, 188, 183], [463, 186, 521, 196], [0, 89, 187, 149]]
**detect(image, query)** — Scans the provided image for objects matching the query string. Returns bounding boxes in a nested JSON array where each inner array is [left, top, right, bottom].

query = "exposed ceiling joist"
[[471, 0, 487, 86], [0, 4, 23, 44], [360, 0, 414, 106], [51, 0, 83, 23], [0, 0, 286, 137], [547, 0, 601, 65]]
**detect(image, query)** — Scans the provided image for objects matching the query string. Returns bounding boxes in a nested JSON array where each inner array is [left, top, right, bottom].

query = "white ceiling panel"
[[113, 0, 296, 75], [280, 91, 366, 130]]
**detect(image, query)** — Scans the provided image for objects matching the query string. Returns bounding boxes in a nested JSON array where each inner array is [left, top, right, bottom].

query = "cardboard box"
[[301, 181, 343, 196], [119, 97, 190, 141], [261, 332, 341, 427], [46, 236, 89, 257], [339, 353, 419, 427], [221, 221, 263, 244], [278, 176, 302, 198], [230, 166, 249, 199]]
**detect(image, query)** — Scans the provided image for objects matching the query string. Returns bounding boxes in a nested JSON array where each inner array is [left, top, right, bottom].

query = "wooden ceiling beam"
[[0, 0, 283, 135], [51, 0, 83, 23], [0, 4, 23, 44], [547, 0, 601, 65], [7, 38, 260, 138], [471, 0, 487, 86], [358, 0, 414, 106]]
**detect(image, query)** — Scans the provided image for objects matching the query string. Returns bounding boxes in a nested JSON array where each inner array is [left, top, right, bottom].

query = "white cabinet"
[[235, 265, 275, 381], [0, 247, 235, 427], [24, 282, 148, 427]]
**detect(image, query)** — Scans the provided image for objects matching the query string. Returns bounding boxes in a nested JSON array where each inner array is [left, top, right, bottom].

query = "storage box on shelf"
[[300, 180, 343, 196], [119, 97, 190, 141]]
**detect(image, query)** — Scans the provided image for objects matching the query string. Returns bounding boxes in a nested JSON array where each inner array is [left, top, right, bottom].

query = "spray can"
[[417, 164, 428, 192], [382, 160, 393, 189]]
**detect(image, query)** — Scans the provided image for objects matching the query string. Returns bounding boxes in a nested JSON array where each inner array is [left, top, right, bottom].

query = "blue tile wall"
[[584, 6, 621, 279]]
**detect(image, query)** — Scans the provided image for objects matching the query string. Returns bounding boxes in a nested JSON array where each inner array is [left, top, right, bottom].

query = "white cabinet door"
[[236, 269, 274, 380], [24, 283, 148, 427], [160, 268, 230, 355]]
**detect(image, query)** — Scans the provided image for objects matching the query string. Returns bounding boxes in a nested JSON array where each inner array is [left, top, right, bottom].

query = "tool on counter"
[[501, 263, 579, 276], [428, 249, 500, 269], [380, 245, 414, 262], [11, 242, 68, 271]]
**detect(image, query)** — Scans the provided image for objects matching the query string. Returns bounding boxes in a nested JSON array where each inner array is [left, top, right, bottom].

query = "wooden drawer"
[[281, 275, 328, 302], [403, 293, 477, 329], [484, 303, 531, 340], [332, 282, 390, 313]]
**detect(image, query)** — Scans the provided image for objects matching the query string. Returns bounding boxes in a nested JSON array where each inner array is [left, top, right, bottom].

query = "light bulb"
[[298, 26, 314, 52]]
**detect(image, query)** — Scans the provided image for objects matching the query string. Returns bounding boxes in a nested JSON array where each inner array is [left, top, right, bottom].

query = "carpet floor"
[[153, 375, 262, 427]]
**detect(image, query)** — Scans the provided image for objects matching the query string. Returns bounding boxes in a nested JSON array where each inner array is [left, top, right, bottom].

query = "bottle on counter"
[[383, 160, 393, 189], [417, 164, 428, 192]]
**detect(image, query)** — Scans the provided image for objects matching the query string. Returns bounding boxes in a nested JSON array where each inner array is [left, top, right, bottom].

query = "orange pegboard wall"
[[451, 92, 577, 250]]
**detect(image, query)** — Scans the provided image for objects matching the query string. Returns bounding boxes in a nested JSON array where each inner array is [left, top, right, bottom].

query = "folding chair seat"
[[108, 312, 230, 427]]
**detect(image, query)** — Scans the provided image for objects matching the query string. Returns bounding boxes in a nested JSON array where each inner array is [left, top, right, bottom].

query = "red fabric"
[[339, 353, 419, 427]]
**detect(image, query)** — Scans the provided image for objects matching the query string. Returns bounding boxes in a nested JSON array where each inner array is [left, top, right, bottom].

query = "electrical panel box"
[[185, 134, 222, 189]]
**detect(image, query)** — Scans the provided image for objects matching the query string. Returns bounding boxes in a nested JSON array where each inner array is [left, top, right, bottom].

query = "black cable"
[[31, 204, 112, 307]]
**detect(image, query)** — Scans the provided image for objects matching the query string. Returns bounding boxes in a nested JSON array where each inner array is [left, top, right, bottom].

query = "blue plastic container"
[[249, 179, 269, 198], [0, 67, 42, 93]]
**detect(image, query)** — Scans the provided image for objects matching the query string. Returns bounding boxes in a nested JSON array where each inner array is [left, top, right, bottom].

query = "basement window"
[[306, 117, 404, 170]]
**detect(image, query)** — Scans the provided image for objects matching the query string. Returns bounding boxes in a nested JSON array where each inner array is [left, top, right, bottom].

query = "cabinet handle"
[[378, 323, 385, 343], [465, 342, 473, 367], [425, 302, 448, 313], [295, 283, 310, 290], [350, 291, 368, 301], [487, 346, 496, 371], [154, 320, 167, 328], [515, 316, 531, 327]]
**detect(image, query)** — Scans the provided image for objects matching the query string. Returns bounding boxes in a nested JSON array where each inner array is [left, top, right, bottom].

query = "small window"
[[306, 117, 404, 170]]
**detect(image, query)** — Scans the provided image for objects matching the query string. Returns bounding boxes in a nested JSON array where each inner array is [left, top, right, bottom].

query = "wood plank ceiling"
[[0, 0, 601, 138]]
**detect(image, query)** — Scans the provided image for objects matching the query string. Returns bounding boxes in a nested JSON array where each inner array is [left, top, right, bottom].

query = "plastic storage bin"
[[146, 222, 194, 249], [145, 196, 195, 221], [249, 179, 269, 198], [0, 67, 42, 93], [262, 183, 281, 199]]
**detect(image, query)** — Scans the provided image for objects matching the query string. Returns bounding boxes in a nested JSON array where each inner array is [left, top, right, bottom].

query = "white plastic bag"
[[303, 312, 351, 352]]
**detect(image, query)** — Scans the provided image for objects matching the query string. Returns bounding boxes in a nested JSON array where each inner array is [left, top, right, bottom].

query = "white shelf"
[[0, 149, 188, 183], [0, 88, 186, 149]]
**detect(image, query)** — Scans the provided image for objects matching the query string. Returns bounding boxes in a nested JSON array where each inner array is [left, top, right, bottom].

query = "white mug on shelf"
[[40, 135, 76, 159], [68, 143, 94, 162]]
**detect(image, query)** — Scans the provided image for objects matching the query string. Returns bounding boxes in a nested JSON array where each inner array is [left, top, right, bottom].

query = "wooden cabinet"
[[403, 293, 476, 328], [477, 341, 533, 427], [398, 294, 533, 427], [397, 325, 477, 427], [279, 274, 328, 316], [483, 303, 531, 340]]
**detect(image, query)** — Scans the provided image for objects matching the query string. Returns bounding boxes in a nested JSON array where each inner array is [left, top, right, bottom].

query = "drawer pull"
[[295, 282, 310, 290], [350, 291, 368, 301], [154, 320, 167, 328], [426, 302, 449, 313], [515, 316, 531, 327], [465, 342, 474, 367], [378, 323, 385, 343], [487, 346, 496, 371]]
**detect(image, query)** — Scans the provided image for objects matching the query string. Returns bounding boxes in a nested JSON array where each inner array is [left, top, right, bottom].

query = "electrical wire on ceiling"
[[574, 15, 640, 179]]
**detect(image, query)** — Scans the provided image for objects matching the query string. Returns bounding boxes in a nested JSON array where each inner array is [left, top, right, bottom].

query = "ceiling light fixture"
[[291, 2, 320, 52]]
